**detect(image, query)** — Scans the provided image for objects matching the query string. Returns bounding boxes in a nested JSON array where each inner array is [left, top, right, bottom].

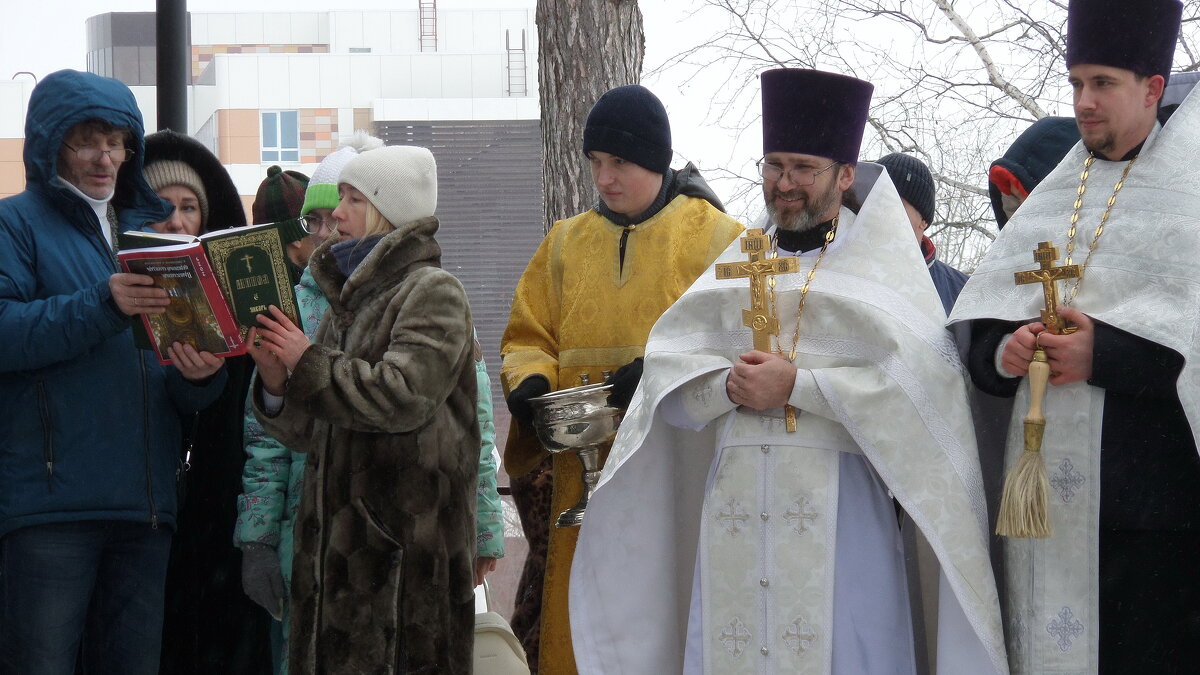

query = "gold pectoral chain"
[[769, 216, 838, 360], [1063, 152, 1138, 303], [767, 218, 838, 433]]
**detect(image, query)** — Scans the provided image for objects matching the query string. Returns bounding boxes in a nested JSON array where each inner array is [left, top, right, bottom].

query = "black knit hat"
[[876, 153, 936, 225], [1066, 0, 1182, 80], [761, 69, 874, 164], [583, 85, 672, 174]]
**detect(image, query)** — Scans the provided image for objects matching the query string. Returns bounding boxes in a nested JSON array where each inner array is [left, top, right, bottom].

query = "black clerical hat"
[[1066, 0, 1183, 80], [761, 69, 874, 164]]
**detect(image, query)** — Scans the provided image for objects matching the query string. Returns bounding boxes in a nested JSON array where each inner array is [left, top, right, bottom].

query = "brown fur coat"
[[254, 217, 479, 674]]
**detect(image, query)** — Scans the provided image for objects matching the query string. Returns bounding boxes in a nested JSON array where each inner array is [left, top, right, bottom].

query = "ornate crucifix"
[[715, 228, 801, 430], [1013, 241, 1081, 334], [715, 229, 800, 349]]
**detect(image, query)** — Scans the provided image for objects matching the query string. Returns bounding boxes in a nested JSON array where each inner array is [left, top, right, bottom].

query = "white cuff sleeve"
[[661, 369, 738, 431], [262, 390, 285, 416], [995, 333, 1019, 379], [786, 368, 834, 419]]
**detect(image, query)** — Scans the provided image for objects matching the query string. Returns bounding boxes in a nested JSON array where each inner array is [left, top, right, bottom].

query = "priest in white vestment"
[[949, 1, 1200, 671], [570, 68, 1007, 675]]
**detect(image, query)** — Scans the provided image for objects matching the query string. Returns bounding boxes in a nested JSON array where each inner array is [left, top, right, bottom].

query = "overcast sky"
[[1, 1, 759, 215], [0, 1, 741, 154], [3, 2, 688, 75]]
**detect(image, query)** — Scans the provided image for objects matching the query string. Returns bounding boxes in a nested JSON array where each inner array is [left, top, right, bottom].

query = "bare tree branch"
[[931, 0, 1049, 118], [653, 0, 1199, 270]]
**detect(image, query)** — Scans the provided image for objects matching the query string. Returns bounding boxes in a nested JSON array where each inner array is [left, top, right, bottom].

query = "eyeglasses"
[[301, 214, 337, 236], [756, 159, 837, 186], [62, 143, 133, 163]]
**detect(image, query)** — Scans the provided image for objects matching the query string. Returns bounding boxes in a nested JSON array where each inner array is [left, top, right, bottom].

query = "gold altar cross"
[[715, 229, 800, 351], [715, 228, 801, 431], [1013, 241, 1081, 334]]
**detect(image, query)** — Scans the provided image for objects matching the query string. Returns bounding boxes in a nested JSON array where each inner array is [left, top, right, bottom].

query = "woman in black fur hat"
[[142, 129, 274, 675]]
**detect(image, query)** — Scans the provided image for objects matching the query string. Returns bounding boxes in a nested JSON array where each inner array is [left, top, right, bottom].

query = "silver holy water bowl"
[[529, 377, 623, 528]]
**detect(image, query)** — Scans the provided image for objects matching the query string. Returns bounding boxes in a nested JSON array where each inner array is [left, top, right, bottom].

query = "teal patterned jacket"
[[234, 267, 505, 590]]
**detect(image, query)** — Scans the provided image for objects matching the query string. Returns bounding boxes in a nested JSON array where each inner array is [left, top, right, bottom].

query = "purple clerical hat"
[[761, 69, 874, 164], [1066, 0, 1182, 80]]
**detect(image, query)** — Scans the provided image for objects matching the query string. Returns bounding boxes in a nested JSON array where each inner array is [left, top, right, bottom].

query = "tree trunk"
[[537, 0, 644, 231]]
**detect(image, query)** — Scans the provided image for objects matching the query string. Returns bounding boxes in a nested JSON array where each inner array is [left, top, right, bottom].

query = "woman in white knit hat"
[[238, 131, 509, 675], [235, 130, 379, 675], [248, 144, 480, 673]]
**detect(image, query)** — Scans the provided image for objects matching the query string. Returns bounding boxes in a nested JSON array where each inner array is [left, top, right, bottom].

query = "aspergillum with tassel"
[[999, 241, 1080, 538]]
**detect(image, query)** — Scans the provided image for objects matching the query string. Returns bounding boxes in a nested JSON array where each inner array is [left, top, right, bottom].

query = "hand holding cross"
[[716, 228, 801, 430], [997, 240, 1081, 538], [1013, 241, 1081, 335]]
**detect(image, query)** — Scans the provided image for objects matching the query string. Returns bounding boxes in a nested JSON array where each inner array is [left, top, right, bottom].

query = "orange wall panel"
[[217, 110, 261, 165], [240, 195, 256, 224], [224, 109, 260, 138], [0, 138, 26, 198], [353, 108, 373, 134]]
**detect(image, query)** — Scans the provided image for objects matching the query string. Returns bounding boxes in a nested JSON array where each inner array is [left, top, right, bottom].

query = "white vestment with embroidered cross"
[[948, 84, 1200, 673], [570, 166, 1008, 675]]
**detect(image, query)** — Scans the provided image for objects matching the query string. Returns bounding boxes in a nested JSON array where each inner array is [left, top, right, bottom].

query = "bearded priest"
[[569, 68, 1006, 675], [949, 0, 1200, 671]]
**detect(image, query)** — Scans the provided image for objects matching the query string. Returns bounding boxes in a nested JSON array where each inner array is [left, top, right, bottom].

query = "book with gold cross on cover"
[[715, 227, 801, 431], [116, 221, 303, 364]]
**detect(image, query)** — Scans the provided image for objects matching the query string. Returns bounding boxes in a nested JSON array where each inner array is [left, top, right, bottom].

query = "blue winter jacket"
[[0, 70, 225, 538], [921, 236, 969, 314]]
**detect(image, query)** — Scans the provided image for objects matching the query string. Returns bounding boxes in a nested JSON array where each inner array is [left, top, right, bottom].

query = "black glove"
[[506, 376, 550, 426], [606, 358, 643, 410], [241, 542, 285, 621]]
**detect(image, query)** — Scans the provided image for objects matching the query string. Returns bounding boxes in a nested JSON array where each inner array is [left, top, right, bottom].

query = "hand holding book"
[[116, 221, 303, 365], [108, 273, 170, 315], [110, 272, 226, 379], [248, 305, 310, 396], [167, 341, 225, 382]]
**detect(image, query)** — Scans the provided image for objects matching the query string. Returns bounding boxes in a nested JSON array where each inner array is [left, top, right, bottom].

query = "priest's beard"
[[765, 177, 842, 232], [1081, 131, 1118, 159]]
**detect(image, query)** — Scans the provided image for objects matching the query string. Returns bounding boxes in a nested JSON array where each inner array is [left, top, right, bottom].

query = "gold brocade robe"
[[501, 194, 743, 673]]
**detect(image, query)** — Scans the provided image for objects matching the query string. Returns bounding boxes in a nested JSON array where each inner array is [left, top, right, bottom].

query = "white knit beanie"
[[302, 130, 384, 216], [337, 145, 438, 227]]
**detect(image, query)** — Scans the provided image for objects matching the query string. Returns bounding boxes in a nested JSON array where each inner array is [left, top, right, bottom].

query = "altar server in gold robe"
[[500, 83, 744, 673]]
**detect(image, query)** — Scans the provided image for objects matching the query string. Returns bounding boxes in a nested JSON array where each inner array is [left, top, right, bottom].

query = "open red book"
[[118, 243, 246, 364], [116, 221, 303, 365]]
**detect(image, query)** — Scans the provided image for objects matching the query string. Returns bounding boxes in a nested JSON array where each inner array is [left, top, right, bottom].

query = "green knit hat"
[[302, 131, 385, 216], [302, 183, 341, 217]]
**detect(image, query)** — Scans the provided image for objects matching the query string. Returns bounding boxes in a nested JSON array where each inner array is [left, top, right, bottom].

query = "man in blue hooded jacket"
[[0, 70, 226, 674]]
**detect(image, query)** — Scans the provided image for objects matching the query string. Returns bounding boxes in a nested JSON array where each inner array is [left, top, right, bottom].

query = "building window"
[[261, 110, 299, 163]]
